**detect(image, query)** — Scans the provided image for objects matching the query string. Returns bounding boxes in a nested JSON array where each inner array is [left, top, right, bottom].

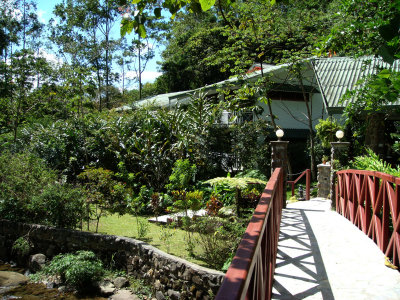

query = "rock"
[[172, 279, 182, 290], [113, 276, 129, 289], [192, 275, 202, 285], [170, 263, 177, 273], [0, 286, 13, 295], [180, 291, 189, 299], [58, 286, 67, 293], [167, 289, 180, 300], [29, 253, 46, 272], [109, 289, 140, 300], [46, 245, 57, 257], [154, 279, 162, 291], [155, 290, 165, 300], [146, 268, 154, 277], [0, 271, 29, 287], [182, 269, 192, 281], [160, 275, 169, 284], [99, 281, 116, 296]]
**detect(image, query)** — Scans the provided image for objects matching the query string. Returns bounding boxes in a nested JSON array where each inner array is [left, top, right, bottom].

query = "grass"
[[86, 213, 208, 267]]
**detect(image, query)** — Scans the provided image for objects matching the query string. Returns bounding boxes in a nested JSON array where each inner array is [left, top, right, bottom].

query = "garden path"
[[272, 198, 400, 300], [148, 209, 207, 224]]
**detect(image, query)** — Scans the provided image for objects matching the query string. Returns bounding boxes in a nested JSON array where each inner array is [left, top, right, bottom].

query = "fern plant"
[[351, 148, 400, 177]]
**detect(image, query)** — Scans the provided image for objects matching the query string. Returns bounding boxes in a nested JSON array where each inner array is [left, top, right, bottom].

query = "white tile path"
[[148, 209, 207, 224], [272, 198, 400, 300]]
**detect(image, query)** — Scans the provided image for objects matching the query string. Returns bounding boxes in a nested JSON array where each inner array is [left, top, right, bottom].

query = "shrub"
[[351, 148, 400, 177], [230, 119, 271, 176], [29, 184, 85, 229], [41, 251, 104, 291], [315, 118, 343, 148], [0, 151, 55, 222], [193, 217, 245, 270], [78, 168, 127, 232], [12, 236, 32, 258], [127, 186, 153, 239], [235, 169, 268, 181], [205, 176, 266, 214], [206, 194, 223, 216], [167, 159, 197, 191]]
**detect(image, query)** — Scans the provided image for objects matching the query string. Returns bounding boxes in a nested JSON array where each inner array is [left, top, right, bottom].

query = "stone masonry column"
[[317, 163, 331, 198], [271, 140, 289, 209]]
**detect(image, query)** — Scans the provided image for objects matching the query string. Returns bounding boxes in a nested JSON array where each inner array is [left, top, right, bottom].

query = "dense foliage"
[[38, 251, 104, 291], [350, 148, 400, 177], [1, 0, 399, 271], [0, 151, 85, 227], [322, 0, 400, 158]]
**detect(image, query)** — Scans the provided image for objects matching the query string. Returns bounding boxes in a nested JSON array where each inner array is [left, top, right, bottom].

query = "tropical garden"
[[0, 0, 399, 297]]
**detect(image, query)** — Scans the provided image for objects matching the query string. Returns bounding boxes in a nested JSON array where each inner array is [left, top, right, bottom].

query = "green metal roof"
[[312, 56, 400, 113], [127, 63, 293, 109]]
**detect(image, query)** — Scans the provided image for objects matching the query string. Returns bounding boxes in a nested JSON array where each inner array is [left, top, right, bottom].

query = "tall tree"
[[52, 0, 121, 110], [320, 0, 400, 156], [155, 10, 229, 92]]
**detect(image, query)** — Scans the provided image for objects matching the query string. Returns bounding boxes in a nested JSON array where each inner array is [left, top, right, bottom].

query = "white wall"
[[257, 93, 327, 130]]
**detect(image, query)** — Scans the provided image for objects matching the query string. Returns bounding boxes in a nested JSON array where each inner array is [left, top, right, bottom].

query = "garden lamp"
[[276, 129, 284, 141], [336, 130, 344, 141]]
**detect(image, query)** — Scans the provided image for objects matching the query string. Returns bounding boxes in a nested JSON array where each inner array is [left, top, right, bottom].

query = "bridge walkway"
[[272, 198, 400, 300]]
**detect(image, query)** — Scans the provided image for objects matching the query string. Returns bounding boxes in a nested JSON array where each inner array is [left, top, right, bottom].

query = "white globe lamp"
[[276, 129, 284, 141], [336, 130, 344, 141]]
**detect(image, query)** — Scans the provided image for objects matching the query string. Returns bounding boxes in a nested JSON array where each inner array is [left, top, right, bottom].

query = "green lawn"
[[86, 213, 208, 267]]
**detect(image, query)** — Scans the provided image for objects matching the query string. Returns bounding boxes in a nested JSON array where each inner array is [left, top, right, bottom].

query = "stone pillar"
[[317, 164, 331, 198], [330, 142, 350, 207], [271, 141, 289, 208]]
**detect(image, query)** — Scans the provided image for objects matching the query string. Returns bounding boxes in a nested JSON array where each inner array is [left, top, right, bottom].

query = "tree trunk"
[[365, 113, 385, 157], [298, 68, 317, 180], [260, 64, 277, 130]]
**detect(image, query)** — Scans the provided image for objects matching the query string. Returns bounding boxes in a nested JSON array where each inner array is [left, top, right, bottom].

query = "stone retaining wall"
[[0, 220, 224, 300]]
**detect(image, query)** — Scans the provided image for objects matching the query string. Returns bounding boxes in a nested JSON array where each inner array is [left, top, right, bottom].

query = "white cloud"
[[36, 49, 63, 65], [125, 70, 162, 83], [142, 71, 162, 82], [37, 9, 46, 23]]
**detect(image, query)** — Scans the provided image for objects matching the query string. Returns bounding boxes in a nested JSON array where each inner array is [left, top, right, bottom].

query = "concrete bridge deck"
[[272, 198, 400, 300]]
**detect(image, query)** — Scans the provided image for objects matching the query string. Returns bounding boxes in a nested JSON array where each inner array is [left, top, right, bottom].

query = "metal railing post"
[[306, 169, 311, 200]]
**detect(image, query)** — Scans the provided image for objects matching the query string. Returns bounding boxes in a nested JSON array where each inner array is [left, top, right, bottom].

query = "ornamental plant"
[[78, 168, 127, 232], [39, 251, 104, 292], [351, 148, 400, 177]]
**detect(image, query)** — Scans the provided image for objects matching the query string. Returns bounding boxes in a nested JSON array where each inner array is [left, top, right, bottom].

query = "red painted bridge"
[[215, 168, 400, 300]]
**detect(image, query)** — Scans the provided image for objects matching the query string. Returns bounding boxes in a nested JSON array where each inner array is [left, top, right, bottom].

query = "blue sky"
[[35, 0, 163, 86]]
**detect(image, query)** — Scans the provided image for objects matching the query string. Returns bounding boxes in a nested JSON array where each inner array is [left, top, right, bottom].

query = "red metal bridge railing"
[[336, 169, 400, 269], [215, 168, 284, 300], [287, 169, 311, 200]]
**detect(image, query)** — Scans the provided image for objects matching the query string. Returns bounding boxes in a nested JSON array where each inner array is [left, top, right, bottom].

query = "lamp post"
[[330, 130, 350, 208], [271, 129, 288, 208]]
